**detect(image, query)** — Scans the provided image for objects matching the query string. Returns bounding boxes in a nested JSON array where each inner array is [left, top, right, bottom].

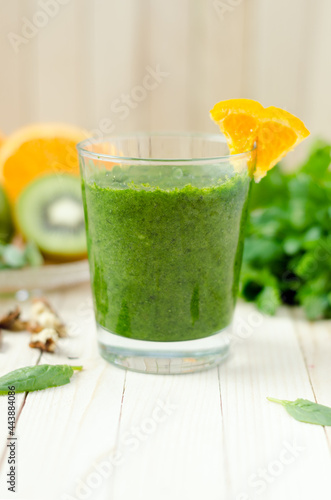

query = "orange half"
[[0, 123, 87, 201], [210, 99, 310, 180], [0, 130, 5, 148]]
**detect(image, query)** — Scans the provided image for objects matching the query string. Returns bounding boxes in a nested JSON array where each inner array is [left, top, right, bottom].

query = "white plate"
[[0, 260, 90, 294]]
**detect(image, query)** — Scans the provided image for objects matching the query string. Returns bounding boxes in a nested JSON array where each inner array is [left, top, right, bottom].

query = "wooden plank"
[[92, 0, 144, 134], [297, 0, 331, 141], [0, 0, 43, 128], [106, 303, 331, 499], [0, 0, 21, 133], [148, 0, 190, 131], [0, 298, 40, 452], [242, 0, 306, 111], [35, 0, 78, 124], [0, 284, 126, 500], [72, 0, 95, 130], [242, 0, 311, 166], [1, 0, 95, 130], [0, 297, 39, 498], [112, 368, 226, 499], [292, 308, 331, 448], [0, 334, 40, 462], [188, 0, 246, 132], [28, 0, 95, 128], [16, 0, 40, 126], [220, 302, 331, 499], [1, 285, 331, 499], [9, 359, 126, 499]]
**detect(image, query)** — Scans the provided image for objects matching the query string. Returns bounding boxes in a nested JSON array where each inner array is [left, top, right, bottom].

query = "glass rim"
[[76, 131, 256, 164]]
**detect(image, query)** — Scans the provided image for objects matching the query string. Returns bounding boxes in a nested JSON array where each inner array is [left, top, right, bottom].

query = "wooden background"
[[1, 286, 331, 500], [1, 0, 330, 163]]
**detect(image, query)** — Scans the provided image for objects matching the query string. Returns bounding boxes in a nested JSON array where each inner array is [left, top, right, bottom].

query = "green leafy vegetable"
[[0, 364, 82, 395], [267, 397, 331, 426], [0, 185, 14, 244], [24, 241, 44, 267], [0, 241, 43, 269], [241, 140, 331, 319], [1, 244, 26, 268]]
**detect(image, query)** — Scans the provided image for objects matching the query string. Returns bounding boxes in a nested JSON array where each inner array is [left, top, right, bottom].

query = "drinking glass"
[[77, 133, 255, 374]]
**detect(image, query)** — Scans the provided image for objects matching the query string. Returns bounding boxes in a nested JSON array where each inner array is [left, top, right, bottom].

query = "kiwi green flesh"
[[16, 174, 87, 257]]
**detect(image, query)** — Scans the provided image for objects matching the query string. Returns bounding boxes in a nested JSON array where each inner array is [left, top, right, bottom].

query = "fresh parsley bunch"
[[241, 140, 331, 320]]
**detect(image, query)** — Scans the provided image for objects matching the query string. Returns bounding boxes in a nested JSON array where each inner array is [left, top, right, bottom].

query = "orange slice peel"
[[210, 99, 310, 181]]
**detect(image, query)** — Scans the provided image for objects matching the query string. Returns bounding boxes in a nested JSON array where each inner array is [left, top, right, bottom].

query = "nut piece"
[[29, 328, 59, 353], [0, 297, 68, 353], [29, 298, 67, 338], [0, 306, 28, 331]]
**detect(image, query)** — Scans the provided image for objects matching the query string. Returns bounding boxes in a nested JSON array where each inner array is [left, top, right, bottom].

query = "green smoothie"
[[82, 164, 250, 342]]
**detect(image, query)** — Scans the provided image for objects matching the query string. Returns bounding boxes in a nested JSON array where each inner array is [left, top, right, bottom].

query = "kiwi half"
[[15, 174, 87, 260]]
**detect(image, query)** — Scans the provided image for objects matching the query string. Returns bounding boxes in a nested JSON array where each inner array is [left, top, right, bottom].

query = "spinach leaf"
[[267, 397, 331, 426], [0, 364, 82, 395]]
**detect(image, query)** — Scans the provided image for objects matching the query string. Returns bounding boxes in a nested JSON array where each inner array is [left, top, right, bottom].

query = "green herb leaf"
[[244, 237, 283, 265], [0, 240, 44, 269], [267, 397, 331, 426], [283, 236, 302, 256], [1, 244, 26, 268], [241, 139, 331, 320], [301, 294, 329, 320], [300, 140, 331, 178], [256, 286, 281, 315], [24, 241, 44, 267], [0, 364, 83, 395]]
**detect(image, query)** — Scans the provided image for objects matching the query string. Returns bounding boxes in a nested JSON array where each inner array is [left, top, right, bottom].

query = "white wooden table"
[[0, 283, 330, 500]]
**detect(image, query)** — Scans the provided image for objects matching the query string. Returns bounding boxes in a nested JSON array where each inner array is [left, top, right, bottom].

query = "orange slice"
[[210, 99, 310, 180], [0, 123, 87, 201], [0, 130, 5, 148]]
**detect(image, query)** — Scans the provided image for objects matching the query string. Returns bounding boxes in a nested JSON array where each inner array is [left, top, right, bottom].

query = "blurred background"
[[1, 0, 330, 163]]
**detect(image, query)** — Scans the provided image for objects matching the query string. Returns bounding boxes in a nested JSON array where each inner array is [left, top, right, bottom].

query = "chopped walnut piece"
[[29, 328, 59, 353], [30, 298, 67, 338], [0, 297, 68, 353], [26, 322, 43, 334], [0, 306, 28, 332], [0, 306, 20, 325]]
